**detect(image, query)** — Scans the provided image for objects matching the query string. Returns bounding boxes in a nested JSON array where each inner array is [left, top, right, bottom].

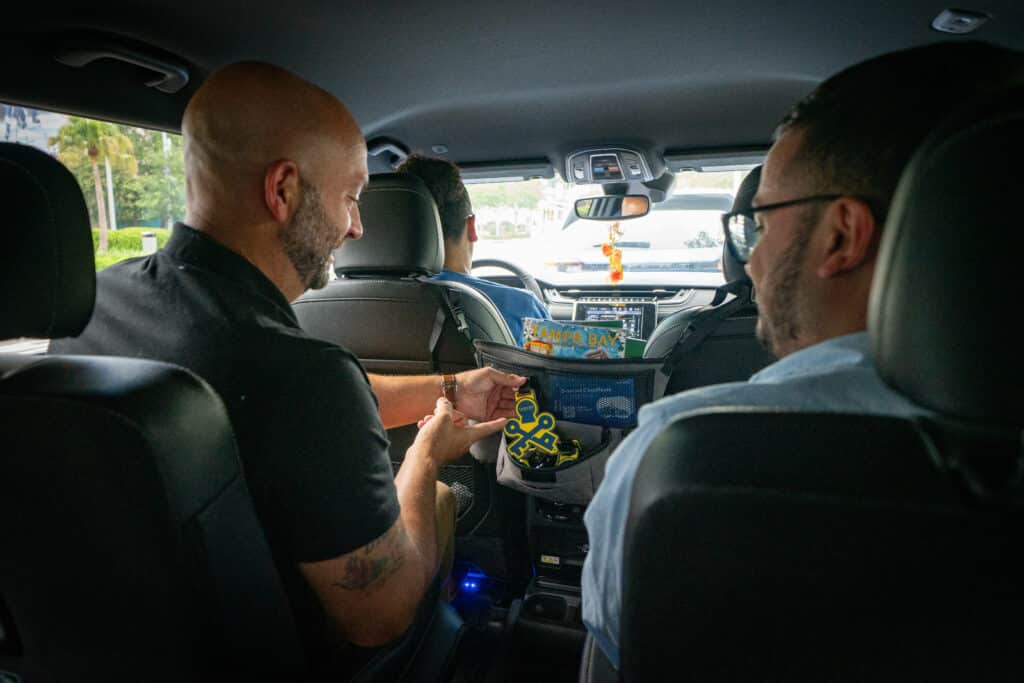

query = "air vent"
[[547, 287, 693, 303]]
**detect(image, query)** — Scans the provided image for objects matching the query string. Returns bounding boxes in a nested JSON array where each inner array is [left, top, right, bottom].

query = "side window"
[[1, 103, 186, 354]]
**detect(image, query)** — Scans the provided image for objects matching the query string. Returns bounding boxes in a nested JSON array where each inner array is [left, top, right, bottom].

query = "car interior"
[[3, 2, 1024, 681]]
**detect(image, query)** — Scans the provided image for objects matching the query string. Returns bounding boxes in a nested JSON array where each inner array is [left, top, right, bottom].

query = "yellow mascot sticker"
[[504, 389, 560, 459]]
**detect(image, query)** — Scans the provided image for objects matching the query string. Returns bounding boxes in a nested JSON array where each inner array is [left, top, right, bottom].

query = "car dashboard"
[[482, 274, 719, 342]]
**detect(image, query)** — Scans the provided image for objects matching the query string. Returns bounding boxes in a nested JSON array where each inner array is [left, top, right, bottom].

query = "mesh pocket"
[[496, 422, 624, 504]]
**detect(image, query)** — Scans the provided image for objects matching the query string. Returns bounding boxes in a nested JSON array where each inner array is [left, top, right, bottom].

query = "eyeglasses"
[[721, 194, 841, 263]]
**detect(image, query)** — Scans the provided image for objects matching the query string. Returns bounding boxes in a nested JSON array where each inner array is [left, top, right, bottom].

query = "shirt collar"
[[164, 223, 299, 325], [751, 332, 872, 384]]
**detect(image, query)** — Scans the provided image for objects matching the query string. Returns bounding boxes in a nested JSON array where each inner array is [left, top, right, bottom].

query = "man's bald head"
[[183, 61, 364, 217], [181, 61, 369, 301]]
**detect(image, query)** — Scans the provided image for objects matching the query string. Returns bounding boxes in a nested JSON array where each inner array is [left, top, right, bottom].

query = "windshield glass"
[[467, 169, 753, 287]]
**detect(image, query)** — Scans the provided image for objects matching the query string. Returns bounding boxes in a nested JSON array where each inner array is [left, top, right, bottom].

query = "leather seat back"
[[623, 410, 1024, 681], [643, 166, 774, 394], [293, 173, 514, 525], [294, 173, 514, 375], [619, 88, 1024, 680], [0, 143, 303, 682]]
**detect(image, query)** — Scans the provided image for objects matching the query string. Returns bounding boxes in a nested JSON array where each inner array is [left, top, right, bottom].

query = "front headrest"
[[722, 165, 761, 283], [1, 143, 94, 340], [869, 87, 1024, 426], [333, 173, 444, 276]]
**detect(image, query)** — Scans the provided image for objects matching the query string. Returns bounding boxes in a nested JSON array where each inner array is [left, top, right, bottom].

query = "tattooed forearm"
[[332, 521, 408, 591]]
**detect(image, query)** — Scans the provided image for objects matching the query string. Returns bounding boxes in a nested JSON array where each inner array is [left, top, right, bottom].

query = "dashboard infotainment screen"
[[573, 301, 658, 340]]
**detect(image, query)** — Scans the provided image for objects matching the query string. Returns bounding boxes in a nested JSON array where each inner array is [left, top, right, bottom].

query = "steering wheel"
[[471, 258, 547, 305]]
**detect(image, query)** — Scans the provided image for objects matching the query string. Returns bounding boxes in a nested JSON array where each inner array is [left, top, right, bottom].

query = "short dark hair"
[[776, 41, 1024, 222], [396, 154, 473, 241]]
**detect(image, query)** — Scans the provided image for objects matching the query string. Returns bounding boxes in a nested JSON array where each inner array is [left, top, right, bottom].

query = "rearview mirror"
[[574, 194, 650, 221]]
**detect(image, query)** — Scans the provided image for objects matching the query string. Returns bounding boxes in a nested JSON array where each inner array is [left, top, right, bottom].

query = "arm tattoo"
[[332, 521, 408, 591]]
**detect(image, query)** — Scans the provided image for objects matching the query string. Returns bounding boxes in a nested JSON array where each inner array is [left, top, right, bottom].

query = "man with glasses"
[[397, 154, 549, 345], [581, 40, 1024, 670]]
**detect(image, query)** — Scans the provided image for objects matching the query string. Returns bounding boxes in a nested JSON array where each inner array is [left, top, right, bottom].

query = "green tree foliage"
[[90, 228, 171, 271], [123, 127, 186, 228], [468, 180, 542, 210], [50, 118, 137, 252], [51, 120, 187, 242], [90, 227, 171, 252]]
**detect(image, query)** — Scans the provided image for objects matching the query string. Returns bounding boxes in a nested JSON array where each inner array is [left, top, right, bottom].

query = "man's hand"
[[453, 367, 526, 421], [414, 397, 508, 466]]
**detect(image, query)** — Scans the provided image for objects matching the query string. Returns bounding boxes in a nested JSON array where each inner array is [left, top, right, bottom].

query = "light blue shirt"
[[432, 269, 549, 344], [581, 332, 927, 669]]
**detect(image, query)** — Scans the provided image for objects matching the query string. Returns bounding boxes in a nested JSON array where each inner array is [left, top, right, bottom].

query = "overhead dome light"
[[931, 8, 990, 34]]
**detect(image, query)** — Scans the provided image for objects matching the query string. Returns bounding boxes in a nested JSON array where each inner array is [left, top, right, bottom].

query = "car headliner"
[[5, 0, 1024, 177]]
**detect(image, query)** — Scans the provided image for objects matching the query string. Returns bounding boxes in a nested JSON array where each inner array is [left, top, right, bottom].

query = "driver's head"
[[182, 61, 368, 296], [397, 154, 475, 269]]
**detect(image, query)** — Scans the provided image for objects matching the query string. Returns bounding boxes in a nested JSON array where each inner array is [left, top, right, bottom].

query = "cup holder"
[[523, 593, 568, 622]]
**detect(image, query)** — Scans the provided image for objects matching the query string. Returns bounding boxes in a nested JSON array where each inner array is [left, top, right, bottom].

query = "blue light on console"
[[460, 571, 488, 593]]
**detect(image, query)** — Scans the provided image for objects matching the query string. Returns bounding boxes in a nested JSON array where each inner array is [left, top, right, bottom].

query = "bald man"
[[51, 62, 524, 674]]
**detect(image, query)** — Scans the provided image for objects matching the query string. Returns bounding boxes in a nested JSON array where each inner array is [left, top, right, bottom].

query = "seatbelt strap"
[[708, 277, 748, 307], [660, 279, 753, 375], [418, 277, 473, 347], [428, 307, 446, 372], [438, 286, 471, 341]]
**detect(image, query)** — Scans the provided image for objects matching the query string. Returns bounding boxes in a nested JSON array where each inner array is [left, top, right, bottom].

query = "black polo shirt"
[[51, 223, 400, 666]]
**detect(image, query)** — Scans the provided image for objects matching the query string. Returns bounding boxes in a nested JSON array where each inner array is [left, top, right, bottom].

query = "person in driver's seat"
[[397, 154, 549, 344]]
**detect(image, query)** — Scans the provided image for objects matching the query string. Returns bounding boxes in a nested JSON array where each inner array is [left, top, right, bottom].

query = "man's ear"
[[817, 197, 877, 279], [466, 214, 478, 243], [263, 159, 301, 225]]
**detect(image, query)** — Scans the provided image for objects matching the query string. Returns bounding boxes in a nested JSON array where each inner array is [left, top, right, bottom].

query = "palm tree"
[[50, 118, 137, 252]]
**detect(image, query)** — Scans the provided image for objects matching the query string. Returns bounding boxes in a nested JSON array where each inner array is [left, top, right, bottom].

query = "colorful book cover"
[[521, 318, 626, 359]]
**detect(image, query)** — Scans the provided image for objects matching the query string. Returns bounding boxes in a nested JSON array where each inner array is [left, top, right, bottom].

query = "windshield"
[[468, 170, 752, 287]]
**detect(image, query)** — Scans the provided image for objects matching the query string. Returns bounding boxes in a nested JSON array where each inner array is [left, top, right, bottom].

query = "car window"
[[1, 103, 186, 354], [468, 169, 751, 287]]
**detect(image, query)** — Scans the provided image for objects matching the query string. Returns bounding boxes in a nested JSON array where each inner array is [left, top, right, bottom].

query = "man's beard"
[[755, 209, 816, 357], [282, 178, 338, 291]]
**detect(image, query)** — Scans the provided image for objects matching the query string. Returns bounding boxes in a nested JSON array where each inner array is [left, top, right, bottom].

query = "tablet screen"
[[573, 301, 657, 340]]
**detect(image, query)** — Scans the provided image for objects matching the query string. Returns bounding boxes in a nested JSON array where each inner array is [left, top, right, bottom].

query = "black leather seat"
[[0, 143, 304, 683], [293, 173, 515, 521], [614, 89, 1024, 681], [643, 166, 774, 394], [294, 172, 514, 375]]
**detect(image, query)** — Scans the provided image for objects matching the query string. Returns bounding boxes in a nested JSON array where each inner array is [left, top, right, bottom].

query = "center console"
[[528, 498, 589, 582], [518, 497, 590, 636]]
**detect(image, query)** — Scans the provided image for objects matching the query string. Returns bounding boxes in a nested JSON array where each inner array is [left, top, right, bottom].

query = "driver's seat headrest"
[[722, 165, 761, 283], [869, 86, 1024, 428], [333, 173, 445, 277], [0, 142, 95, 340]]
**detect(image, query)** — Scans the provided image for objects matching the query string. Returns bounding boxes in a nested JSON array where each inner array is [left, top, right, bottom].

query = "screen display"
[[573, 301, 657, 340], [590, 154, 623, 181]]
